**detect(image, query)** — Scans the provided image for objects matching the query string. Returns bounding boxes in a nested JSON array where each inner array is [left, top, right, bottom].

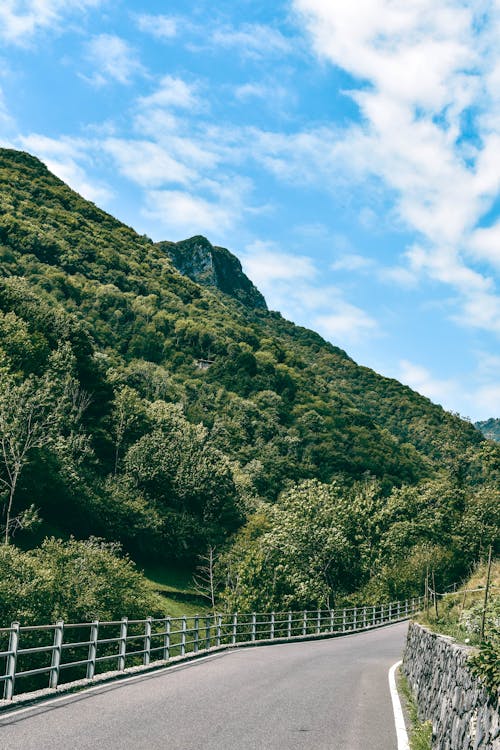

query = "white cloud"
[[235, 83, 270, 101], [331, 253, 374, 272], [136, 14, 177, 40], [18, 133, 112, 204], [241, 240, 378, 346], [314, 304, 378, 342], [234, 80, 292, 110], [210, 23, 293, 59], [103, 139, 195, 188], [469, 223, 500, 268], [242, 241, 316, 285], [145, 190, 227, 236], [474, 384, 500, 417], [396, 357, 500, 420], [144, 177, 253, 239], [398, 359, 461, 409], [288, 0, 500, 336], [0, 0, 102, 45], [84, 34, 143, 86], [138, 75, 200, 110], [0, 86, 14, 133]]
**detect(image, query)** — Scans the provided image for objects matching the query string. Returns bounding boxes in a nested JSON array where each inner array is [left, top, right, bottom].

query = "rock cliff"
[[157, 235, 267, 310]]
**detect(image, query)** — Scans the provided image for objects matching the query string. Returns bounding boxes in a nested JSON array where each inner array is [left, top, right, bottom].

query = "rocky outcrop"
[[403, 622, 500, 749], [474, 418, 500, 443], [157, 235, 267, 310]]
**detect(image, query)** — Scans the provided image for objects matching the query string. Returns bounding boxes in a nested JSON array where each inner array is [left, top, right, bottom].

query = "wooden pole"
[[425, 573, 429, 618], [432, 571, 438, 619], [425, 567, 429, 618], [480, 545, 493, 642]]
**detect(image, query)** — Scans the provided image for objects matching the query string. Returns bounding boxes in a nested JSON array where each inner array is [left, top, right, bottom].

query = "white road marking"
[[388, 660, 410, 750]]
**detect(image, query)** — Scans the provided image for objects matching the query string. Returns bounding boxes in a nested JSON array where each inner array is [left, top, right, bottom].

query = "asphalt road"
[[0, 621, 408, 750]]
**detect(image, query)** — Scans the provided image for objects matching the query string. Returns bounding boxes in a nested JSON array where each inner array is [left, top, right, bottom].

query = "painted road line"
[[389, 660, 410, 750]]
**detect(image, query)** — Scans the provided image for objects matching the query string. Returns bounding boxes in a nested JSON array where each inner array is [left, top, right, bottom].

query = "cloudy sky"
[[1, 0, 500, 420]]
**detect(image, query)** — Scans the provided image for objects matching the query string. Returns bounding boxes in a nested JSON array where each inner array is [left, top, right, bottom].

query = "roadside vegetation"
[[398, 671, 433, 750], [416, 560, 500, 694]]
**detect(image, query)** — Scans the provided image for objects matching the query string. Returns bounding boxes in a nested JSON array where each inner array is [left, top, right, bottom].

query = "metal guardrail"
[[0, 597, 423, 700]]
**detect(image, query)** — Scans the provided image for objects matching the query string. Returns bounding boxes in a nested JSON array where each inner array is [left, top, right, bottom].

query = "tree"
[[0, 537, 164, 624], [0, 371, 59, 544], [193, 546, 219, 615], [111, 385, 144, 475], [221, 480, 354, 611], [0, 345, 88, 544]]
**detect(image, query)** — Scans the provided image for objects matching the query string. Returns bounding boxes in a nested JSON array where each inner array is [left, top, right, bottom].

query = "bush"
[[469, 627, 500, 696], [0, 537, 164, 626]]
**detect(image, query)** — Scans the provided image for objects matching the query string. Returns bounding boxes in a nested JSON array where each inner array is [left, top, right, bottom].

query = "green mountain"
[[475, 418, 500, 443], [0, 148, 497, 613]]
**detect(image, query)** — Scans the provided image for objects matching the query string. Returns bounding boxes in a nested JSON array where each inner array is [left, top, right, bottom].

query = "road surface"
[[0, 621, 408, 750]]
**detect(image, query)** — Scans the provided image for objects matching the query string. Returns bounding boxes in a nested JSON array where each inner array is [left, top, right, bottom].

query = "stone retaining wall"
[[403, 622, 499, 750]]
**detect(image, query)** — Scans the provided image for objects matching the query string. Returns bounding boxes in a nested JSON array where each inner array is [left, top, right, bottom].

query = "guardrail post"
[[397, 601, 401, 619], [87, 621, 99, 680], [4, 622, 19, 700], [405, 600, 408, 616], [163, 617, 170, 661], [194, 616, 199, 653], [389, 602, 392, 621], [180, 616, 187, 657], [49, 620, 64, 689], [118, 617, 128, 670], [372, 605, 376, 626], [302, 611, 307, 636], [342, 608, 346, 632], [411, 598, 415, 614], [270, 612, 275, 640], [353, 607, 357, 630], [251, 613, 256, 642], [232, 613, 238, 645], [144, 617, 152, 666], [330, 610, 334, 632], [316, 609, 321, 634], [216, 614, 222, 647], [205, 615, 211, 649], [363, 606, 366, 629], [287, 612, 292, 638]]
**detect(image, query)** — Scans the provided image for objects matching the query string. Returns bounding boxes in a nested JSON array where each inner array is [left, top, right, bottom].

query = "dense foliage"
[[0, 147, 498, 620], [0, 537, 163, 623]]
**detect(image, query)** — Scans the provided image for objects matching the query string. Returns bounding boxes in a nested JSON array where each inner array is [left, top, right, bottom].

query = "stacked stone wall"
[[403, 622, 499, 749]]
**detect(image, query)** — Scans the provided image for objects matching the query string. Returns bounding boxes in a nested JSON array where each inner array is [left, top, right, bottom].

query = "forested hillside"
[[0, 148, 498, 622]]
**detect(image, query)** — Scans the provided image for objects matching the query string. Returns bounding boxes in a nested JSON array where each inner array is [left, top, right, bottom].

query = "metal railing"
[[0, 596, 423, 701]]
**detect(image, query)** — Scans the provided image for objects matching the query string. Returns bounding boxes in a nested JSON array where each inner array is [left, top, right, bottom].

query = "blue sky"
[[1, 0, 500, 420]]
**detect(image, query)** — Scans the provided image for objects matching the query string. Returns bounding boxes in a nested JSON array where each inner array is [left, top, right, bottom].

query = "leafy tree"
[[0, 344, 89, 543], [222, 480, 355, 611], [0, 537, 163, 624]]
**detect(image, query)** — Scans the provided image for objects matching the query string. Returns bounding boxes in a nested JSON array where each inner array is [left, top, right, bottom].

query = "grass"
[[417, 560, 500, 646], [415, 560, 500, 694], [151, 596, 206, 619], [140, 561, 199, 595], [398, 670, 433, 750], [140, 561, 210, 618]]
